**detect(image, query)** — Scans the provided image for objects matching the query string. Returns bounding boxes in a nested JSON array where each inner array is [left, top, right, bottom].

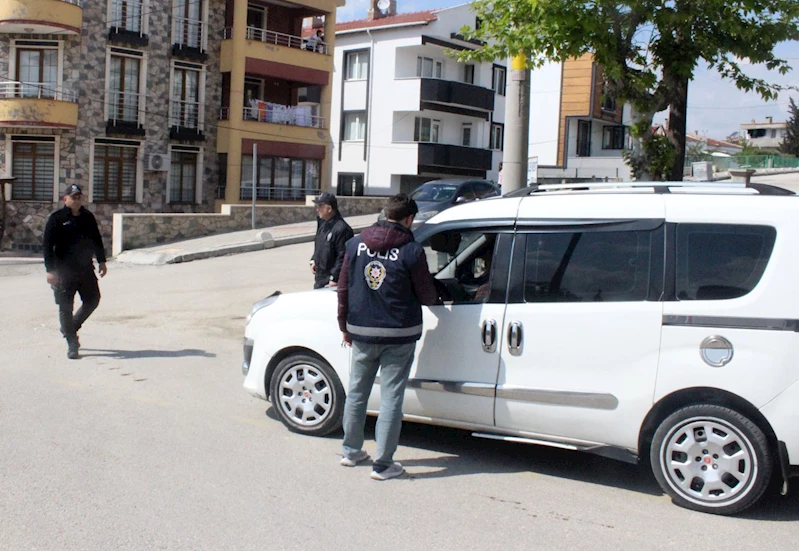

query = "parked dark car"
[[379, 179, 500, 225]]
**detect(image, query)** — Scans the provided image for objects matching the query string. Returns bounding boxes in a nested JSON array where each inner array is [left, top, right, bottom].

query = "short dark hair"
[[384, 194, 418, 221]]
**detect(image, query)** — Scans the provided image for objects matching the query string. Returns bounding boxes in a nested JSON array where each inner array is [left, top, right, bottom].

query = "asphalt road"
[[1, 223, 798, 550]]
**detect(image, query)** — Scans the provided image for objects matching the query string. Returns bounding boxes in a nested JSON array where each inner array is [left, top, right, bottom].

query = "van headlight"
[[246, 291, 281, 324]]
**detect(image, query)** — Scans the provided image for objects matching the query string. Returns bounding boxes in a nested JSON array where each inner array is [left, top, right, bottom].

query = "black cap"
[[65, 184, 82, 197], [312, 192, 337, 209]]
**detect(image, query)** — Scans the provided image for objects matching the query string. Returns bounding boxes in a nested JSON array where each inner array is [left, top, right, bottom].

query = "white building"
[[330, 1, 505, 195], [740, 117, 787, 150], [528, 54, 633, 183]]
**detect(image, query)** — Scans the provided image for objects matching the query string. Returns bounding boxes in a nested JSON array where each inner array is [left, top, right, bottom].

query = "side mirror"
[[455, 196, 467, 204]]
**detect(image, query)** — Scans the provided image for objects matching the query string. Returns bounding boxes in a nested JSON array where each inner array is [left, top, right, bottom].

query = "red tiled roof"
[[687, 134, 742, 150], [336, 10, 439, 33]]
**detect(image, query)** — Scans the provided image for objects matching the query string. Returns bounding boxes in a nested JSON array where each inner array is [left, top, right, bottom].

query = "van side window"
[[524, 231, 652, 302], [423, 230, 499, 303], [676, 224, 776, 300]]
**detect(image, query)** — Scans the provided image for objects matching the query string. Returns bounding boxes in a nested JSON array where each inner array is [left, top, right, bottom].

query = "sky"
[[336, 0, 799, 141]]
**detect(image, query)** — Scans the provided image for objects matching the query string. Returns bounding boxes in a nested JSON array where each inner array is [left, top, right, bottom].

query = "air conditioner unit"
[[145, 153, 170, 172]]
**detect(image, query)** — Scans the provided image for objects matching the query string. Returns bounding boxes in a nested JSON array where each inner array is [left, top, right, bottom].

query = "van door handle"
[[508, 321, 523, 356], [481, 319, 497, 353]]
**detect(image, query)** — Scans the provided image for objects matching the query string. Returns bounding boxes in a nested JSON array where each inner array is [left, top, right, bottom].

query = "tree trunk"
[[625, 104, 658, 181], [667, 76, 689, 181]]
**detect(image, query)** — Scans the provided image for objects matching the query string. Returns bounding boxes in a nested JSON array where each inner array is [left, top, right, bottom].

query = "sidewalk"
[[115, 213, 379, 266]]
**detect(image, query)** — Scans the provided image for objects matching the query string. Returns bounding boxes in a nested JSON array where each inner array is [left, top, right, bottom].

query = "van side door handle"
[[508, 321, 523, 356], [481, 319, 497, 353]]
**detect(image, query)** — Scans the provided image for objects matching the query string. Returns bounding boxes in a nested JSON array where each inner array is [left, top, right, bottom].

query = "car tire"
[[269, 354, 345, 437], [650, 404, 773, 515]]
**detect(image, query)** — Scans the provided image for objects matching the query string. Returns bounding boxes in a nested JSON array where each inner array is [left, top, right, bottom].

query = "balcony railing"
[[109, 0, 144, 36], [170, 99, 202, 130], [244, 104, 325, 129], [106, 90, 142, 124], [60, 0, 85, 5], [224, 26, 329, 55], [173, 16, 204, 49], [240, 185, 319, 201], [0, 81, 77, 102]]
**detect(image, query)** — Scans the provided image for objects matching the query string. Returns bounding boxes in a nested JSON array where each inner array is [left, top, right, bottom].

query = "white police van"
[[242, 181, 799, 515]]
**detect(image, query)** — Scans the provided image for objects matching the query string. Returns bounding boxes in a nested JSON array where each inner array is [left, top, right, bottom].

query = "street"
[[1, 237, 798, 551]]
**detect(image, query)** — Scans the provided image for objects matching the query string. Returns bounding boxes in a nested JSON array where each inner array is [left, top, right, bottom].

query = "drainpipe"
[[365, 28, 376, 195]]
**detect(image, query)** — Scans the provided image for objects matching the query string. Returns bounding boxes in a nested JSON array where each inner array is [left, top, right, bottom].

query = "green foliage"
[[779, 97, 799, 156], [624, 135, 677, 181], [458, 0, 799, 180], [685, 141, 708, 164]]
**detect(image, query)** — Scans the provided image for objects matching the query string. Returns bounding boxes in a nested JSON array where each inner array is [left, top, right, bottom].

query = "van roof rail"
[[503, 181, 794, 197]]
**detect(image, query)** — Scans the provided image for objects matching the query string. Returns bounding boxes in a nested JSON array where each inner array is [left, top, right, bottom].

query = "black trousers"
[[52, 273, 101, 338]]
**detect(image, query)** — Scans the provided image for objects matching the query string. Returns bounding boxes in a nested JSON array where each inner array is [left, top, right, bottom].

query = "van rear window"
[[676, 224, 776, 300]]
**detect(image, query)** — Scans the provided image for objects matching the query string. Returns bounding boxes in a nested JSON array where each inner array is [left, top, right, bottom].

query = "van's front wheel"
[[650, 404, 772, 515], [269, 354, 344, 437]]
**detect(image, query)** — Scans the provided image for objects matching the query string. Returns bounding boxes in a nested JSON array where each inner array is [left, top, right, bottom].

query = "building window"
[[345, 50, 369, 80], [107, 50, 143, 125], [747, 128, 766, 138], [109, 0, 145, 34], [771, 129, 777, 138], [337, 173, 364, 196], [171, 62, 203, 130], [343, 111, 366, 141], [170, 149, 198, 203], [172, 0, 205, 50], [10, 139, 56, 201], [601, 78, 616, 113], [490, 123, 504, 150], [492, 66, 506, 96], [576, 120, 591, 157], [15, 46, 59, 99], [247, 5, 267, 31], [462, 123, 472, 147], [414, 117, 441, 143], [602, 126, 626, 150], [463, 64, 475, 85], [93, 143, 139, 202], [417, 57, 443, 79], [240, 155, 320, 201]]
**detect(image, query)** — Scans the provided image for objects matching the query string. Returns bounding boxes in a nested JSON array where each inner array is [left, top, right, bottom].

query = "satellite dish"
[[377, 0, 390, 11]]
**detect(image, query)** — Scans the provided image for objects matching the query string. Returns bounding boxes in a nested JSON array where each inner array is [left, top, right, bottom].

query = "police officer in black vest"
[[336, 194, 440, 480], [43, 184, 107, 359], [310, 192, 353, 289]]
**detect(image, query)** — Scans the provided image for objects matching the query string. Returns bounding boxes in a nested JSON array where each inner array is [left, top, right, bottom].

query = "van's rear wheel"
[[650, 404, 772, 515], [269, 354, 344, 436]]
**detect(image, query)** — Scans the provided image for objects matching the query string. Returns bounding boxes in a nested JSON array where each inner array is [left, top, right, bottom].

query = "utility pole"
[[501, 53, 530, 194]]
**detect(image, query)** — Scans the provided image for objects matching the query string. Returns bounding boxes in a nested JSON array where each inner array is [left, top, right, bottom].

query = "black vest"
[[345, 236, 425, 344]]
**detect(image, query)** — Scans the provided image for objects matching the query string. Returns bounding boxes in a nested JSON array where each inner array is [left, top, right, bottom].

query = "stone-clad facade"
[[0, 0, 225, 252]]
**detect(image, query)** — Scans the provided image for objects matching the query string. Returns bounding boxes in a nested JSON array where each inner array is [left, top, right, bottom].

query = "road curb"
[[117, 223, 373, 266]]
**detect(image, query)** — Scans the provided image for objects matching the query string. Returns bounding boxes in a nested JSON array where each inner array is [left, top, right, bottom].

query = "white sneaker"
[[340, 450, 370, 467], [370, 462, 404, 481]]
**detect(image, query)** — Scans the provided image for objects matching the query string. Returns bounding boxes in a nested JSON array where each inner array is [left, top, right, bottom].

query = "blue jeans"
[[342, 340, 416, 468]]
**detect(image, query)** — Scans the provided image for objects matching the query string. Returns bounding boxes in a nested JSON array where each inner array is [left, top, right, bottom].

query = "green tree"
[[685, 140, 708, 164], [779, 97, 799, 156], [458, 0, 799, 181]]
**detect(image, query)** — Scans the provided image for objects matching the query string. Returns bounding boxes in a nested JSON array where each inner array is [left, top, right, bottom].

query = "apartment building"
[[218, 0, 342, 205], [528, 54, 632, 183], [0, 0, 225, 251], [330, 1, 505, 196], [740, 117, 788, 150], [0, 0, 342, 252]]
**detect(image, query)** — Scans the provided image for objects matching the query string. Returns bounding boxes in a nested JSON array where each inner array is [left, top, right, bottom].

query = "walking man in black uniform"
[[310, 192, 353, 289], [43, 184, 108, 359]]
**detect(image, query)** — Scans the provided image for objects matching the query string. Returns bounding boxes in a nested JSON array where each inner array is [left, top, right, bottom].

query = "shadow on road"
[[266, 407, 799, 521], [80, 348, 216, 359]]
